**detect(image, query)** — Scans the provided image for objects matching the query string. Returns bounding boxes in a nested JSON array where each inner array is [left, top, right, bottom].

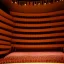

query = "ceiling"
[[1, 0, 64, 13]]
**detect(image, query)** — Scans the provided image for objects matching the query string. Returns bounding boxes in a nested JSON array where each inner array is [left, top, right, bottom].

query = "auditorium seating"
[[0, 9, 64, 63], [10, 10, 64, 52], [0, 9, 14, 58]]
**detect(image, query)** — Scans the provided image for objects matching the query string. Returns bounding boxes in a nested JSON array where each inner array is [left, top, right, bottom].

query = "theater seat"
[[0, 52, 64, 63], [0, 9, 64, 63], [0, 9, 13, 58], [11, 10, 64, 52]]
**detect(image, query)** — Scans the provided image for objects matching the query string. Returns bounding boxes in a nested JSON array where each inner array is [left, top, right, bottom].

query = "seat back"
[[0, 9, 14, 58], [10, 10, 64, 51]]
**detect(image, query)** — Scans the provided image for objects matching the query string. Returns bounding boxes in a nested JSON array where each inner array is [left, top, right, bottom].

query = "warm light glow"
[[5, 63, 64, 64], [62, 0, 64, 1], [24, 4, 27, 6], [34, 4, 36, 6], [11, 1, 13, 3], [48, 2, 51, 4], [44, 3, 46, 5], [57, 1, 59, 2], [60, 0, 64, 1], [11, 0, 64, 5], [15, 1, 17, 4], [38, 3, 40, 5]]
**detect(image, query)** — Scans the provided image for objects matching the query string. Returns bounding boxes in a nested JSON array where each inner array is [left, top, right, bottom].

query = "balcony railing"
[[11, 0, 64, 6]]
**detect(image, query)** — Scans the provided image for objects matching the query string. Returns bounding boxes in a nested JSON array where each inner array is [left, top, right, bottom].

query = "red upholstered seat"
[[0, 52, 64, 63], [0, 5, 64, 63]]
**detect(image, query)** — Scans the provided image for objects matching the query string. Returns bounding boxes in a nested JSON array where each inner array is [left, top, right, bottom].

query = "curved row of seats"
[[10, 10, 64, 17], [0, 9, 64, 57], [0, 52, 64, 63], [10, 10, 64, 51], [0, 9, 14, 57]]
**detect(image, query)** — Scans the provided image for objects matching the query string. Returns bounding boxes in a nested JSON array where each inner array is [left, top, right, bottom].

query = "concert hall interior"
[[0, 0, 64, 63]]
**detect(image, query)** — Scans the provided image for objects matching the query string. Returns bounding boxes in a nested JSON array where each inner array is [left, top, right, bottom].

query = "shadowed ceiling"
[[1, 0, 64, 13]]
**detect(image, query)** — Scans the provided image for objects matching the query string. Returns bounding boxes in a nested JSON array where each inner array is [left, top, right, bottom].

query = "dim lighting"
[[15, 1, 17, 4], [44, 3, 46, 5], [38, 3, 40, 5], [57, 1, 59, 2], [62, 0, 64, 1], [49, 2, 51, 4], [34, 4, 36, 6], [60, 0, 63, 1], [24, 4, 27, 6], [11, 1, 13, 3]]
